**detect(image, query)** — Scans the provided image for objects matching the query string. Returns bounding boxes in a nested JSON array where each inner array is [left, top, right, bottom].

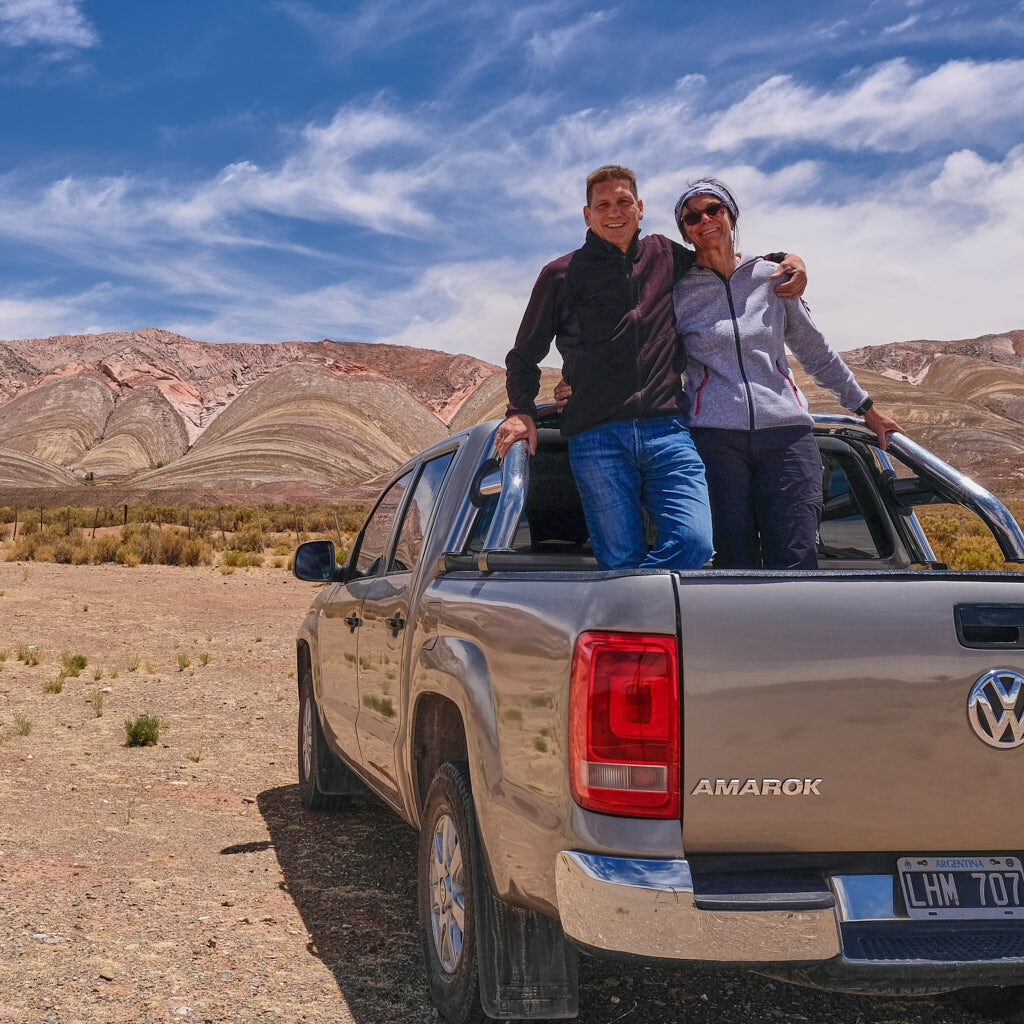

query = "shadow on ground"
[[257, 785, 434, 1024], [258, 784, 981, 1024]]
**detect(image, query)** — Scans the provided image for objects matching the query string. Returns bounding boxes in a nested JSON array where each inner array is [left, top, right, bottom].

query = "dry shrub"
[[7, 533, 43, 561], [90, 534, 120, 563], [157, 529, 186, 566], [52, 540, 75, 564], [229, 528, 263, 553], [115, 545, 142, 567], [181, 539, 212, 566], [918, 510, 1017, 572], [222, 549, 263, 568]]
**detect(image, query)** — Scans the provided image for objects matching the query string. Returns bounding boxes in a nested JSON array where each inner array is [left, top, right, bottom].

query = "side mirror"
[[293, 540, 340, 582]]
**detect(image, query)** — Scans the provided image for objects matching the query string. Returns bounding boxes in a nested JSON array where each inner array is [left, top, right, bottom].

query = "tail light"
[[569, 631, 680, 819]]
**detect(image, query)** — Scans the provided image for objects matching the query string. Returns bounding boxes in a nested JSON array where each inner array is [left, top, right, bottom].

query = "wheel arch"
[[296, 638, 312, 696], [412, 692, 469, 820]]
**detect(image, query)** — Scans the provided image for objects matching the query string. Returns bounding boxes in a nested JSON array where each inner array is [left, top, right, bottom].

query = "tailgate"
[[678, 575, 1024, 853]]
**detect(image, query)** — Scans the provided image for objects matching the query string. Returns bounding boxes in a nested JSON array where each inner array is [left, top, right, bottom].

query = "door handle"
[[385, 613, 406, 637], [955, 604, 1024, 649], [344, 614, 362, 632]]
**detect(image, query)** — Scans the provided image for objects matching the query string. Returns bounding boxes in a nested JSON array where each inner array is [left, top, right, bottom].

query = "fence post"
[[12, 508, 17, 540], [255, 509, 265, 553], [186, 507, 192, 541], [123, 504, 128, 526], [218, 507, 226, 543], [293, 510, 300, 540], [334, 511, 343, 546], [39, 507, 44, 529], [66, 506, 71, 536], [91, 507, 99, 540]]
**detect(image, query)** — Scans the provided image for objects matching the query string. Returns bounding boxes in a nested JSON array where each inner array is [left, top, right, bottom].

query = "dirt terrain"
[[0, 564, 1013, 1024]]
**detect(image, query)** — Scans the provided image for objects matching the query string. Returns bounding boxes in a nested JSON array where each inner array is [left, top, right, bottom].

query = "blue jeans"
[[568, 417, 714, 570]]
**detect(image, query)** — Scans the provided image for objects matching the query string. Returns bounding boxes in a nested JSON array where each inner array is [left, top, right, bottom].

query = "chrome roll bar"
[[814, 415, 1024, 563], [481, 439, 530, 554]]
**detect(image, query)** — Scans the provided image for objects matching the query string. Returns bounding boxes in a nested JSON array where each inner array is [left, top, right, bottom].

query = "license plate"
[[898, 856, 1024, 920]]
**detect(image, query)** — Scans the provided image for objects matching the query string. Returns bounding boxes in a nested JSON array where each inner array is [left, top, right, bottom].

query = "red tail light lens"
[[569, 631, 680, 818]]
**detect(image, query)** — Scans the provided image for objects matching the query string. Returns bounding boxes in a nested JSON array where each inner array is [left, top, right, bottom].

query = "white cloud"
[[882, 14, 920, 33], [526, 10, 614, 64], [0, 102, 435, 265], [0, 0, 96, 51], [0, 285, 120, 341], [705, 58, 1024, 153], [2, 56, 1024, 365]]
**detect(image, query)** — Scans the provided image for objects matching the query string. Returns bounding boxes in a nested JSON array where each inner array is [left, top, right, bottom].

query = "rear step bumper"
[[555, 852, 1024, 988]]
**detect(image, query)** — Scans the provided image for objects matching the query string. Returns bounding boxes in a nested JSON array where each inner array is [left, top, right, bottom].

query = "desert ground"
[[0, 562, 1014, 1024]]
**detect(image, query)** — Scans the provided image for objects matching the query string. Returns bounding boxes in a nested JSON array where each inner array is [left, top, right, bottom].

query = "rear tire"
[[297, 670, 349, 812], [417, 761, 485, 1024]]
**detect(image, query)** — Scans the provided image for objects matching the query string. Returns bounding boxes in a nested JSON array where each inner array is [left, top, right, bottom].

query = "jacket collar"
[[582, 228, 642, 261]]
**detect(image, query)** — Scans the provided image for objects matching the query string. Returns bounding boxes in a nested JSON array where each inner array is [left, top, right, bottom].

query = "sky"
[[1, 0, 1023, 365]]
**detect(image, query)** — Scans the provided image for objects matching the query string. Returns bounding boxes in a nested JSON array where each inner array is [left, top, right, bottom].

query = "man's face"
[[584, 179, 643, 252]]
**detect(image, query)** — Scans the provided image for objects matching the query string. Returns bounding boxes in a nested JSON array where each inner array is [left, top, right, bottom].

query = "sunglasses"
[[680, 201, 728, 227]]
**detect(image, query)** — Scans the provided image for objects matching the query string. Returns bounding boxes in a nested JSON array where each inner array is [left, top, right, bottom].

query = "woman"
[[672, 178, 902, 569]]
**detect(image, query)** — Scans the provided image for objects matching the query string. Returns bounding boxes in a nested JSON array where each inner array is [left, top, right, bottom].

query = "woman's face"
[[681, 195, 733, 251]]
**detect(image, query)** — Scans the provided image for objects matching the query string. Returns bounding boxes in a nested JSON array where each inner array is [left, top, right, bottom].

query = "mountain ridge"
[[1, 327, 1022, 503]]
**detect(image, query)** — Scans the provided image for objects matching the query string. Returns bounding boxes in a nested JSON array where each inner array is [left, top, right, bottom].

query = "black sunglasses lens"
[[682, 201, 724, 226]]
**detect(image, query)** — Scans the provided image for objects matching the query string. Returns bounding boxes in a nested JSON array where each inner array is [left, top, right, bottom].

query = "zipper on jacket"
[[694, 366, 709, 417], [711, 269, 756, 431], [626, 250, 641, 412], [776, 360, 804, 407]]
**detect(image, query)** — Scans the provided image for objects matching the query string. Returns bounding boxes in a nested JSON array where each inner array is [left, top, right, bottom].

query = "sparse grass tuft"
[[199, 651, 210, 666], [91, 690, 104, 717], [60, 652, 88, 677], [93, 666, 104, 681], [0, 649, 8, 662], [109, 666, 119, 680], [124, 714, 161, 747], [42, 674, 65, 694], [126, 654, 140, 672], [177, 652, 190, 672], [186, 743, 205, 763], [14, 712, 31, 736], [17, 644, 41, 666]]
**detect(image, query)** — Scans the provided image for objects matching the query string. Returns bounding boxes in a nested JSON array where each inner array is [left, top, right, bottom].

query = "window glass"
[[818, 454, 886, 559], [464, 444, 590, 555], [356, 471, 414, 576], [391, 453, 455, 572]]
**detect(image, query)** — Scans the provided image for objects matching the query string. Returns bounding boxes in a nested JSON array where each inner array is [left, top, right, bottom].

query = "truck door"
[[319, 470, 413, 762], [356, 452, 455, 801]]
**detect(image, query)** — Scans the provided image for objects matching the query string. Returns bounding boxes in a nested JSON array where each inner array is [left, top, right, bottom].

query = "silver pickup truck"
[[292, 411, 1024, 1023]]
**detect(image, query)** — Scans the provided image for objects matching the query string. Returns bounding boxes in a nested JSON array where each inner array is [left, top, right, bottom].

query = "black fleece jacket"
[[505, 228, 783, 437]]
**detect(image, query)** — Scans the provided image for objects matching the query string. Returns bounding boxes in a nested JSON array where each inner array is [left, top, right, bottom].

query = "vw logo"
[[967, 669, 1024, 749]]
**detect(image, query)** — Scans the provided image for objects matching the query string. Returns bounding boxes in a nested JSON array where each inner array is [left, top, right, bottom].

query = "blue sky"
[[1, 0, 1023, 363]]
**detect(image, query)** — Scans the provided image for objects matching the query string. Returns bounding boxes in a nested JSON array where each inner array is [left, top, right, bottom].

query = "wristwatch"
[[855, 397, 873, 416]]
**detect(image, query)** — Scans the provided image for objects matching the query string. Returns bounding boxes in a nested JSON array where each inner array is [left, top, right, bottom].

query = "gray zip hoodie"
[[673, 255, 867, 431]]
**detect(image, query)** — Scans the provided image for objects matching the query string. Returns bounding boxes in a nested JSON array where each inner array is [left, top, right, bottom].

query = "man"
[[495, 164, 806, 571]]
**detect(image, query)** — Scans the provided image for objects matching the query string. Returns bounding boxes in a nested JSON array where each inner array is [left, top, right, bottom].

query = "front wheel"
[[417, 762, 485, 1024], [297, 671, 349, 812]]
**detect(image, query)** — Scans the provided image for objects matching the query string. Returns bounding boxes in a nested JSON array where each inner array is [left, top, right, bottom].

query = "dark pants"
[[689, 425, 823, 570]]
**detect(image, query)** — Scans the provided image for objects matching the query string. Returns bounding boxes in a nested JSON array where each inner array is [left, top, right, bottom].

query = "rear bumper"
[[555, 852, 1024, 990]]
